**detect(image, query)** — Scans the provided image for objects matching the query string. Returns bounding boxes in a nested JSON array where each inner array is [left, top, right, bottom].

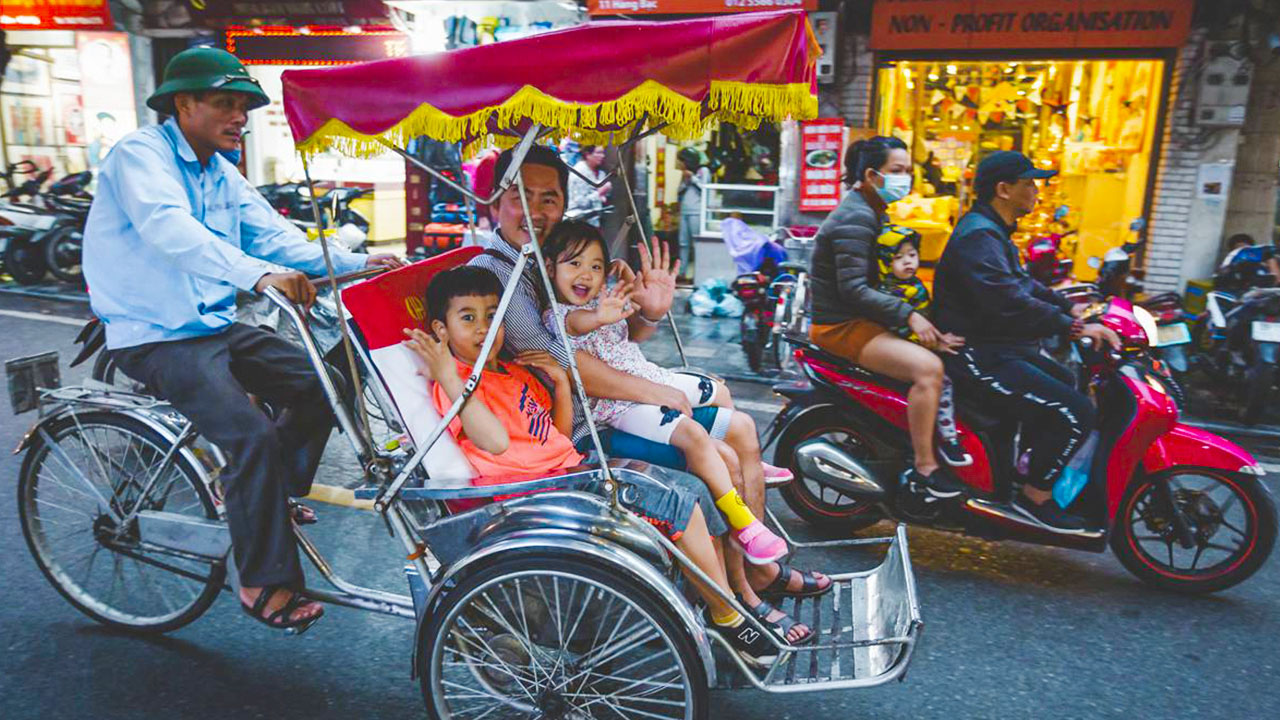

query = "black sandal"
[[241, 585, 324, 634], [290, 502, 318, 525], [758, 561, 832, 599], [740, 595, 816, 646]]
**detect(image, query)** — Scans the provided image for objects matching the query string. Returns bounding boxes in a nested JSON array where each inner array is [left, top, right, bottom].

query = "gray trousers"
[[112, 324, 334, 587]]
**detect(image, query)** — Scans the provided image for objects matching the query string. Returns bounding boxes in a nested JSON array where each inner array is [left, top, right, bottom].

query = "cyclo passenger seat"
[[340, 246, 605, 509]]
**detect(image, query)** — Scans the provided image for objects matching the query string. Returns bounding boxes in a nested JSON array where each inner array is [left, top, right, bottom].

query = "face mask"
[[874, 171, 912, 204], [217, 147, 242, 165]]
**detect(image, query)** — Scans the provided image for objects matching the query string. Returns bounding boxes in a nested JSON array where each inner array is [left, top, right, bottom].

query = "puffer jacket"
[[809, 189, 915, 329]]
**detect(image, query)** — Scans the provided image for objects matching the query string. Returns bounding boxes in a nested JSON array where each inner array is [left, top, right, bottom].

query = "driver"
[[81, 48, 401, 632], [933, 151, 1118, 532]]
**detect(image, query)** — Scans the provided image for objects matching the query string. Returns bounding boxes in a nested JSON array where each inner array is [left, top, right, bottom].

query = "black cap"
[[975, 151, 1056, 196]]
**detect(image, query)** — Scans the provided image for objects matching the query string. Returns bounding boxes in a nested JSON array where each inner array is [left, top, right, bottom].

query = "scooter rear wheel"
[[773, 406, 883, 533], [1111, 469, 1277, 594]]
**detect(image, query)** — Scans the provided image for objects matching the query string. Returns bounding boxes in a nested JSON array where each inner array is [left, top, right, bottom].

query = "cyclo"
[[9, 11, 920, 718]]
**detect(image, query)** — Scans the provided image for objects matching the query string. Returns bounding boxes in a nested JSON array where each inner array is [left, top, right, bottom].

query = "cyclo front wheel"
[[18, 410, 225, 633], [420, 552, 708, 720]]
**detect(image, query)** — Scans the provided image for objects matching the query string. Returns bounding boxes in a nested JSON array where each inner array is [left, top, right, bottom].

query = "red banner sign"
[[1, 0, 113, 30], [799, 119, 844, 213], [588, 1, 816, 16], [871, 0, 1192, 51]]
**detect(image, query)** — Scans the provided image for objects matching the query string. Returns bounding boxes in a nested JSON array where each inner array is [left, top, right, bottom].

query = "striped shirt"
[[469, 234, 589, 443]]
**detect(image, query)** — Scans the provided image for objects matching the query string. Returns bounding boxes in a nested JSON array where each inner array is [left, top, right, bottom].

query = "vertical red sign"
[[799, 119, 844, 213]]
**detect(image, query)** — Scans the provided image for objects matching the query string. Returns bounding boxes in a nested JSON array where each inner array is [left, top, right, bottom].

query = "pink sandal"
[[762, 463, 794, 483], [732, 520, 788, 565]]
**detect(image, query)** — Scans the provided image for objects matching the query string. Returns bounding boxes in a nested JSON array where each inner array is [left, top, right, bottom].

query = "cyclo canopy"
[[281, 9, 820, 155]]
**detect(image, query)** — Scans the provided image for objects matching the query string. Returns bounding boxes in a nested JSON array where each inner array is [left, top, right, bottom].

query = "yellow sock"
[[714, 489, 759, 531], [711, 609, 742, 626]]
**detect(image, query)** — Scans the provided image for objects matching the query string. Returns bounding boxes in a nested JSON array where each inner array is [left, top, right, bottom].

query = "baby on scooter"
[[876, 224, 971, 467], [539, 219, 791, 565]]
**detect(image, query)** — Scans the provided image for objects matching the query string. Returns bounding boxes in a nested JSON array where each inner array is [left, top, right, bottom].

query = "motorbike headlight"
[[1132, 305, 1159, 346]]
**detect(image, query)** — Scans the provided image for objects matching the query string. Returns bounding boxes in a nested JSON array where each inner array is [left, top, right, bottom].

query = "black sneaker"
[[903, 467, 967, 500], [709, 618, 777, 668], [938, 438, 974, 467], [1011, 494, 1090, 533]]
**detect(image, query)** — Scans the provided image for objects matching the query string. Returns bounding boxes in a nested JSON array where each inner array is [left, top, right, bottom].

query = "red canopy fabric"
[[282, 10, 819, 156]]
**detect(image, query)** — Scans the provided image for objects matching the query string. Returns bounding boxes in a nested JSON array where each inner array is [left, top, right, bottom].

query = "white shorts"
[[609, 372, 733, 445]]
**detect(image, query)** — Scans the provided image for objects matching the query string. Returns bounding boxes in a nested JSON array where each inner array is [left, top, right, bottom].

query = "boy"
[[404, 266, 809, 666], [877, 225, 972, 467]]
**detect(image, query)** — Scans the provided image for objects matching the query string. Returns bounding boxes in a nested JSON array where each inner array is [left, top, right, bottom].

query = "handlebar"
[[307, 264, 390, 291]]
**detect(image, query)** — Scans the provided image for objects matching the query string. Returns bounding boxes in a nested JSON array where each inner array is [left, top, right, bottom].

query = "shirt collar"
[[488, 230, 524, 261], [162, 117, 202, 167]]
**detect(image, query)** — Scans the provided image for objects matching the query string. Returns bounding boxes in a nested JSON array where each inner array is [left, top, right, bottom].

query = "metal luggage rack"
[[37, 384, 168, 412], [712, 524, 922, 692]]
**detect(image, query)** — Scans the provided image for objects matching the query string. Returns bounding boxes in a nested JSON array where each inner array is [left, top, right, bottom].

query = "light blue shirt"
[[83, 117, 367, 349]]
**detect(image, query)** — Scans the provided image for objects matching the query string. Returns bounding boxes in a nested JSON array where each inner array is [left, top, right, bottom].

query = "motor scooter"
[[765, 297, 1276, 594]]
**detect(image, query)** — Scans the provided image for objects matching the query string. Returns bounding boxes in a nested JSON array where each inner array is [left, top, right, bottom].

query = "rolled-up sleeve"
[[234, 173, 368, 278], [106, 140, 274, 291]]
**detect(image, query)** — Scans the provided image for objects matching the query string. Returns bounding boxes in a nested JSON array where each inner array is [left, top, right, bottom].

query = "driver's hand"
[[366, 254, 405, 269], [255, 271, 316, 309], [1080, 323, 1122, 350]]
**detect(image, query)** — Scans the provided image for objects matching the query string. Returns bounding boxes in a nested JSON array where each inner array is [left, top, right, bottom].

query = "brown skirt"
[[809, 318, 890, 364]]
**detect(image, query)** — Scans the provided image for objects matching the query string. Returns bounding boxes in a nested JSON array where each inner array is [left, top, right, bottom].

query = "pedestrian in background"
[[677, 147, 709, 285], [568, 144, 610, 227]]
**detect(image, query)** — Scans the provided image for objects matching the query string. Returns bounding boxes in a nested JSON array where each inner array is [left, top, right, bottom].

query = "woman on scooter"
[[808, 136, 966, 498]]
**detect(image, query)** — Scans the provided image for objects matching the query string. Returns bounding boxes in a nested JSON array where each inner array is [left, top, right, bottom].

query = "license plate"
[[1154, 323, 1191, 347], [1252, 321, 1280, 343]]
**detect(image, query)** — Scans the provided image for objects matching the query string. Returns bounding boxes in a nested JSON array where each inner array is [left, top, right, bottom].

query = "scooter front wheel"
[[1111, 469, 1277, 594]]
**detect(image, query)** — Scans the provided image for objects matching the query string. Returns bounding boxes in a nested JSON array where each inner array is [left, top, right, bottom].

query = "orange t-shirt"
[[431, 358, 583, 483]]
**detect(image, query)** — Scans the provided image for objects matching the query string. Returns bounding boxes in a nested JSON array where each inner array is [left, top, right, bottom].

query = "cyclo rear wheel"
[[420, 553, 708, 720], [18, 411, 225, 633]]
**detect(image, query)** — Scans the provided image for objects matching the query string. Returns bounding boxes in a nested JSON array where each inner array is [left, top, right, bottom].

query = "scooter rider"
[[82, 48, 402, 631], [933, 151, 1118, 532]]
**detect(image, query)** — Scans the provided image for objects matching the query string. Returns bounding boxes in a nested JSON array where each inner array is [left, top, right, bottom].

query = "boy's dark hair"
[[493, 144, 569, 199], [426, 266, 504, 324]]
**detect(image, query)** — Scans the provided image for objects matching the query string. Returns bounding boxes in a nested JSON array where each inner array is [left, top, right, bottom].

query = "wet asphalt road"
[[0, 291, 1278, 720]]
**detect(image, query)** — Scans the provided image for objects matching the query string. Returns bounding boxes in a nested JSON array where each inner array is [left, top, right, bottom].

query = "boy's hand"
[[937, 332, 965, 355], [403, 328, 456, 382], [515, 350, 570, 387], [596, 281, 636, 325]]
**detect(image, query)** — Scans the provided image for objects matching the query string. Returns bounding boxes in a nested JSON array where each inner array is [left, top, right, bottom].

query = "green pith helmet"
[[147, 47, 270, 114]]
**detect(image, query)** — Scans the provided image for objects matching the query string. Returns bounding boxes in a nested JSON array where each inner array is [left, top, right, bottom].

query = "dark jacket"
[[809, 189, 915, 329], [933, 202, 1074, 345]]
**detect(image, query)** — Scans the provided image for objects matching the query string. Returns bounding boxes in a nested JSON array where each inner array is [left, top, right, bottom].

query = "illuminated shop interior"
[[876, 58, 1165, 279]]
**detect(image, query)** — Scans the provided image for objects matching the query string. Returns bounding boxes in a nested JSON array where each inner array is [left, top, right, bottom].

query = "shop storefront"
[[868, 0, 1192, 280], [1, 4, 138, 183]]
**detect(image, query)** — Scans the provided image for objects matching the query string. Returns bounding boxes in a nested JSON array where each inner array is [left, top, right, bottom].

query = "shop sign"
[[1, 0, 113, 30], [871, 0, 1192, 51], [227, 29, 410, 66], [142, 1, 388, 30], [799, 118, 844, 213], [588, 1, 816, 16]]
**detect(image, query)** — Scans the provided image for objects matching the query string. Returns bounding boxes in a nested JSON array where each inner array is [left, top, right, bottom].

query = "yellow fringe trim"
[[295, 78, 817, 158]]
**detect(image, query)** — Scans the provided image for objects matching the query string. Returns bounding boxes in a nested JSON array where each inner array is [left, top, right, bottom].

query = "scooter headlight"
[[1132, 305, 1159, 347]]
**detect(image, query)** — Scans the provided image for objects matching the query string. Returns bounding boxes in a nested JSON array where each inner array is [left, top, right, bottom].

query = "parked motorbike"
[[1193, 245, 1280, 424], [258, 181, 372, 253], [36, 171, 93, 284], [0, 162, 56, 285], [766, 296, 1276, 594], [731, 225, 815, 376]]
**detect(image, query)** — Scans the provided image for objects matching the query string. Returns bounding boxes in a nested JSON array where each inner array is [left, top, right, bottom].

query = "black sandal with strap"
[[740, 595, 816, 646], [241, 586, 324, 634], [758, 561, 832, 599]]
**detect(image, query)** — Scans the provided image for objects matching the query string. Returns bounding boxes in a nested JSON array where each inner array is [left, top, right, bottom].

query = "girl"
[[540, 220, 787, 566]]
